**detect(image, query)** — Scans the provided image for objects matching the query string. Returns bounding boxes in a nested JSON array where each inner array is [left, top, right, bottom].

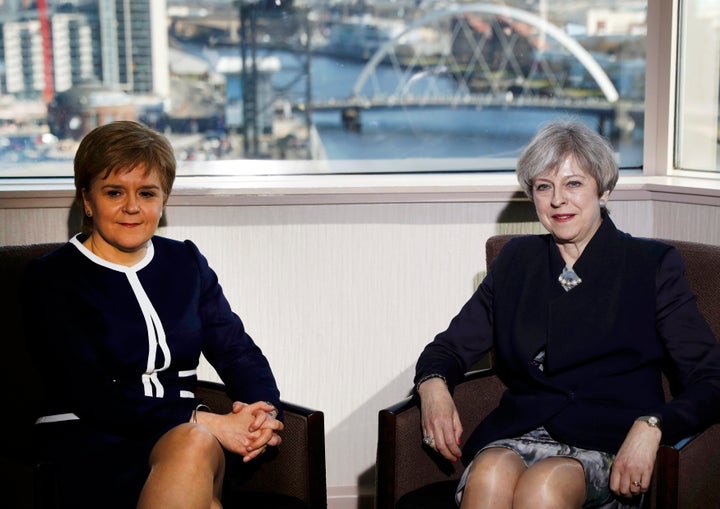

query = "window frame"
[[643, 0, 676, 177], [674, 0, 720, 174]]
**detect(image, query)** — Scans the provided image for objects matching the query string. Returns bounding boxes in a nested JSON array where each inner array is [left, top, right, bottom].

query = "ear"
[[600, 190, 610, 204], [81, 188, 92, 214]]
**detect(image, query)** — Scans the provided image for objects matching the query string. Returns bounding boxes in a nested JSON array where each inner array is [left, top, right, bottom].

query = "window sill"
[[1, 172, 719, 208]]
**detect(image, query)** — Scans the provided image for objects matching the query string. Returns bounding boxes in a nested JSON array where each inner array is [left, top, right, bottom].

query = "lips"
[[552, 214, 575, 221]]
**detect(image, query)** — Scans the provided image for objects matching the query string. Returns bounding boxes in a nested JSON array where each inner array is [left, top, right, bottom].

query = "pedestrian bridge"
[[306, 3, 641, 133]]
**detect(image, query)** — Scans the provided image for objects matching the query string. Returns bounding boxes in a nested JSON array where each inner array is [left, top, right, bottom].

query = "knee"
[[514, 481, 561, 509], [513, 459, 585, 509], [514, 486, 579, 509], [465, 448, 525, 489], [459, 449, 525, 508], [465, 455, 501, 485], [182, 424, 223, 460], [150, 423, 224, 468]]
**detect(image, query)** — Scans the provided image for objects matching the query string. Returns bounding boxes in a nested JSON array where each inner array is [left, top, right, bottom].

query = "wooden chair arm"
[[375, 369, 505, 509], [650, 422, 720, 509]]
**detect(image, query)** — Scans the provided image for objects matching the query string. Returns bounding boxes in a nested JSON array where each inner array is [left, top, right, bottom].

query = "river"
[[197, 45, 644, 168]]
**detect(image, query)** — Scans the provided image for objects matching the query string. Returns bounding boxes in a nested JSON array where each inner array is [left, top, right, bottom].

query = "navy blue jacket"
[[24, 235, 281, 442], [416, 218, 720, 462]]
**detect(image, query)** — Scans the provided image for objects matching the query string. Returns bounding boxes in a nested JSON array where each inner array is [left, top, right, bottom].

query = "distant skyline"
[[0, 0, 169, 99]]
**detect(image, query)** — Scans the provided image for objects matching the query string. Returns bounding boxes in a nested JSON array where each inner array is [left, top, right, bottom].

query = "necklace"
[[558, 265, 582, 291]]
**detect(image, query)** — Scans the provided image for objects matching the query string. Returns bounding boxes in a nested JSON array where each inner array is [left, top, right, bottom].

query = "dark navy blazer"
[[416, 218, 720, 463], [24, 235, 283, 508], [24, 235, 281, 441]]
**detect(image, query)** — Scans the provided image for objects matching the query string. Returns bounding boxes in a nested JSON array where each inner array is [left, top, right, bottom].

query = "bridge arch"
[[351, 3, 619, 104]]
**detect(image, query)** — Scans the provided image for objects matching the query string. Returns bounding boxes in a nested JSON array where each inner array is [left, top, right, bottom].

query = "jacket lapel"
[[544, 218, 626, 374]]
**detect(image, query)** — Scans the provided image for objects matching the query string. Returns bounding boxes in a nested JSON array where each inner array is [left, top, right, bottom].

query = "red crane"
[[37, 0, 54, 102]]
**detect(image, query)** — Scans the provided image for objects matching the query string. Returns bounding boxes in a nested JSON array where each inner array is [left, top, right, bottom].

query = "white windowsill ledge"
[[1, 172, 719, 208]]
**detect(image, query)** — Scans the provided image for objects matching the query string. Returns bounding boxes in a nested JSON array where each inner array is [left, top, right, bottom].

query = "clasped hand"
[[195, 400, 284, 462]]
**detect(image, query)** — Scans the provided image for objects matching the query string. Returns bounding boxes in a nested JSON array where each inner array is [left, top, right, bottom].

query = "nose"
[[124, 196, 140, 213], [551, 187, 566, 207]]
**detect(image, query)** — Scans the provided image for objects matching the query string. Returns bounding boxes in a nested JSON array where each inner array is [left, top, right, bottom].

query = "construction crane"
[[37, 0, 54, 103]]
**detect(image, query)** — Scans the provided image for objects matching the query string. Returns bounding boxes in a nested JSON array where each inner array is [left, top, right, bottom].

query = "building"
[[214, 54, 280, 133], [586, 7, 647, 36], [51, 12, 95, 93], [47, 82, 137, 140], [98, 0, 169, 96], [2, 19, 45, 98], [0, 0, 169, 100]]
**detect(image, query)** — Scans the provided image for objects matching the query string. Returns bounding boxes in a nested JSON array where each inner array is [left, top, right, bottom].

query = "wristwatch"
[[636, 415, 662, 430]]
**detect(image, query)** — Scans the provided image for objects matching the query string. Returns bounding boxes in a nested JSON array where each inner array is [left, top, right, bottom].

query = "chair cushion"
[[396, 481, 458, 509]]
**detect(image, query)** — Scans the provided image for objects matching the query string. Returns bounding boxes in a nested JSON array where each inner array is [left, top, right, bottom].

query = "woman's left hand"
[[232, 401, 284, 462], [609, 420, 662, 498]]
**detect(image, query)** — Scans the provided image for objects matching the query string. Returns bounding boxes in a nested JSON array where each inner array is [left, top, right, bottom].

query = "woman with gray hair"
[[414, 119, 720, 508]]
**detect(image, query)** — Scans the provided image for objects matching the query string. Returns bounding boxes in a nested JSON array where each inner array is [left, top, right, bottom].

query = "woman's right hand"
[[418, 377, 463, 462], [232, 401, 284, 462], [194, 401, 283, 461]]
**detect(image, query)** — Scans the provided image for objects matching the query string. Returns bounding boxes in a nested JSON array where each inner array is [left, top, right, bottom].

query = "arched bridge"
[[308, 3, 641, 133]]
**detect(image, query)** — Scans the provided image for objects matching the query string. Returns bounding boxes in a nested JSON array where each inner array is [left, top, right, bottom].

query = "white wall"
[[2, 190, 720, 508]]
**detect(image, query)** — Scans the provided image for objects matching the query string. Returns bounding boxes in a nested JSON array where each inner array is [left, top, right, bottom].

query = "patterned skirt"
[[455, 427, 643, 508]]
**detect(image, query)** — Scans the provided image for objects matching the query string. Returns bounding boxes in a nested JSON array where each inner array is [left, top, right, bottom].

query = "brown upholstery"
[[196, 380, 327, 509], [0, 242, 327, 509], [376, 235, 720, 509]]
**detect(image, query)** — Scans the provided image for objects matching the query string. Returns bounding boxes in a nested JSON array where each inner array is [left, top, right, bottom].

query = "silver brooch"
[[558, 266, 582, 291]]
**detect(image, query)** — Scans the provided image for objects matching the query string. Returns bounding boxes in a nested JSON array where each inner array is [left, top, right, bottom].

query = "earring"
[[85, 209, 92, 217], [599, 199, 606, 208]]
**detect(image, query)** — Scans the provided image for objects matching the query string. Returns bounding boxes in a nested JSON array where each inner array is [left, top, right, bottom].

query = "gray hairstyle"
[[516, 119, 619, 199]]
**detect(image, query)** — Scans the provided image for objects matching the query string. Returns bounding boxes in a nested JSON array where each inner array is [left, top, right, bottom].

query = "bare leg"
[[514, 457, 586, 509], [459, 447, 526, 509], [137, 423, 226, 509]]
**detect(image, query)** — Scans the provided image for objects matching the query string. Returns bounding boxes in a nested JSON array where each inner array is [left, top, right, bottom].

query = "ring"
[[422, 435, 434, 446], [632, 481, 641, 488]]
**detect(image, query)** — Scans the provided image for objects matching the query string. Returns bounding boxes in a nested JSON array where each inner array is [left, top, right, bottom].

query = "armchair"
[[197, 380, 327, 509], [0, 242, 327, 509], [376, 235, 720, 509]]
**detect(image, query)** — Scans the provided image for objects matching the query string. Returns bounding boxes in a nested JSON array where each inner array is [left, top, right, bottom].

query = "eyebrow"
[[100, 183, 162, 190], [535, 173, 587, 181]]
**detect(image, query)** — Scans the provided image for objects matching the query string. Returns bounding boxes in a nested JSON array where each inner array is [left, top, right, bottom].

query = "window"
[[675, 0, 720, 173], [2, 0, 714, 180]]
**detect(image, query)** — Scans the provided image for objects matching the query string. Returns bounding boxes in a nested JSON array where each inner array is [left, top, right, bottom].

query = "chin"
[[551, 233, 579, 243], [116, 240, 150, 252]]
